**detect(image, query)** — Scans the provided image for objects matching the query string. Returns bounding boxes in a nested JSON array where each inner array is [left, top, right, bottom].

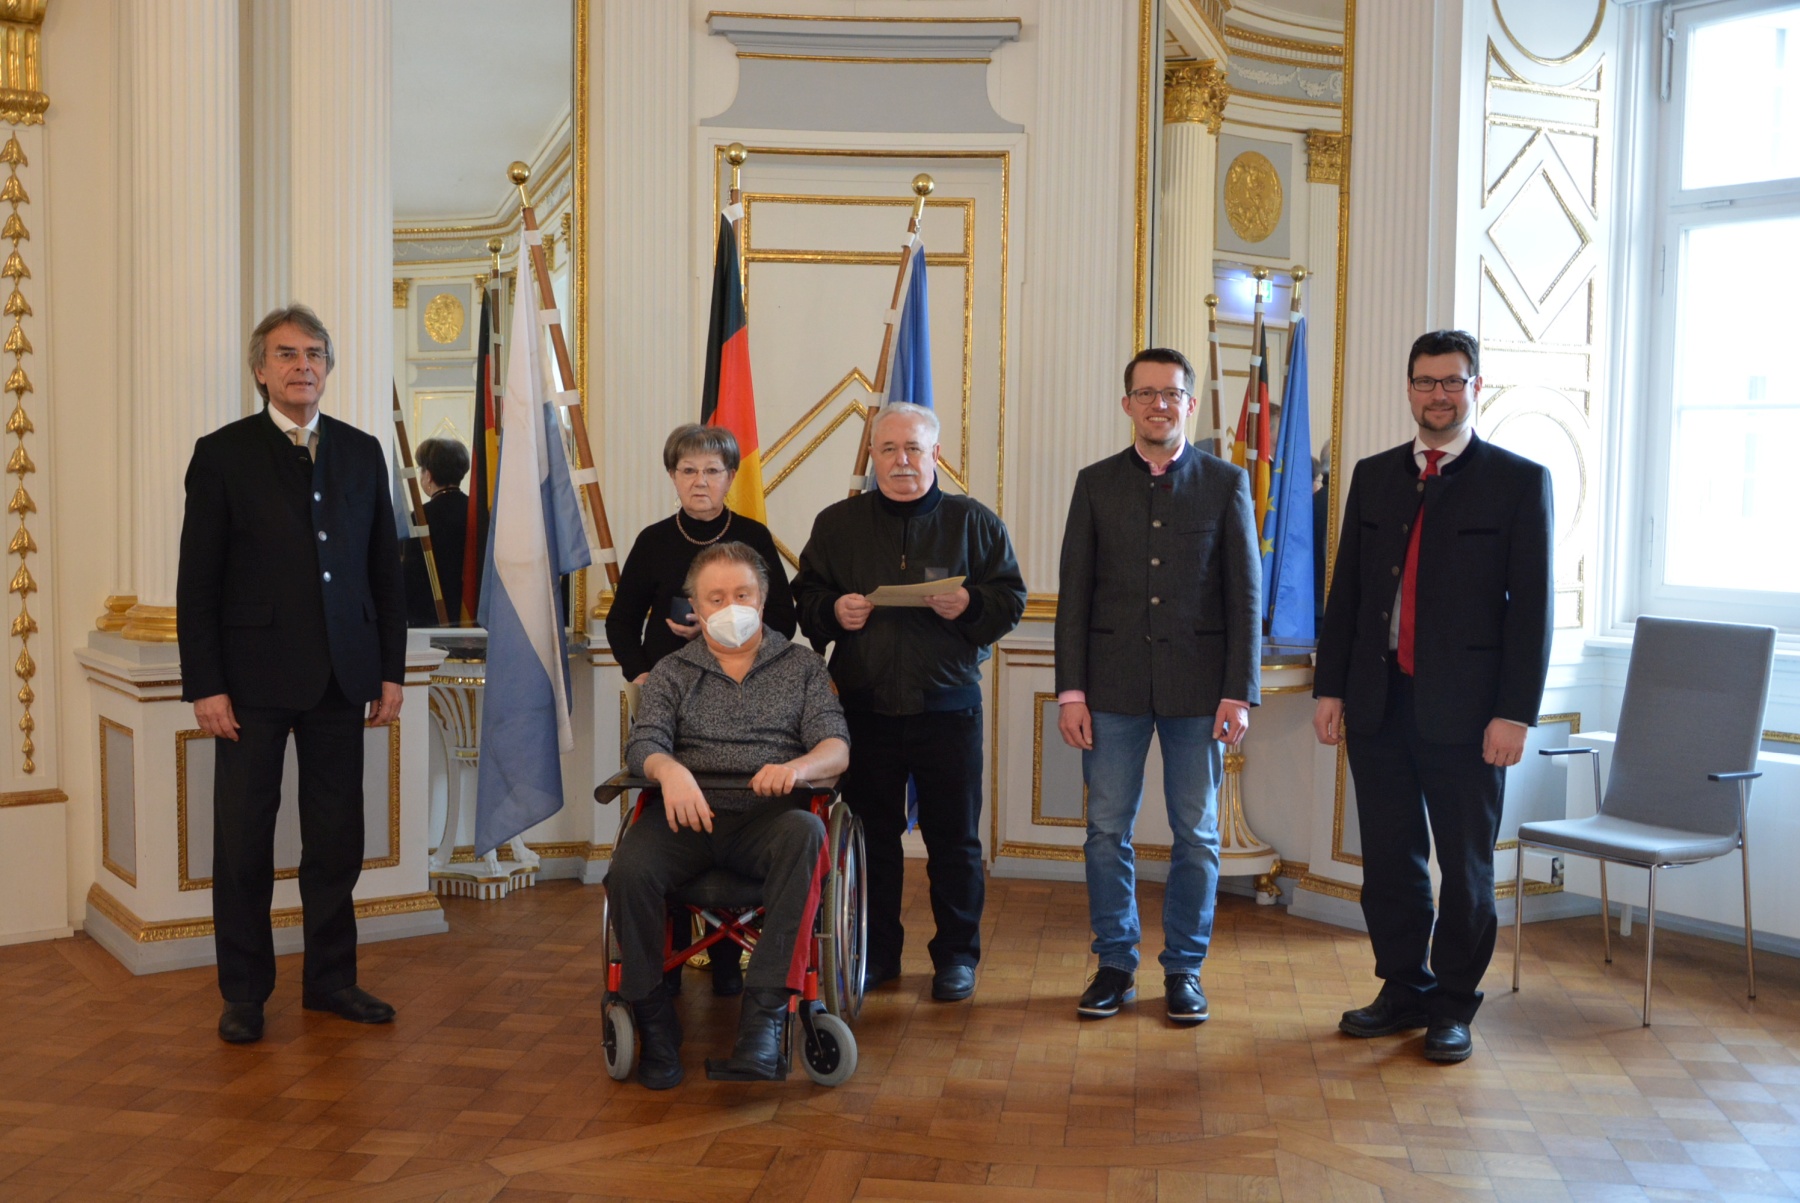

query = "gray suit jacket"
[[1055, 446, 1262, 717]]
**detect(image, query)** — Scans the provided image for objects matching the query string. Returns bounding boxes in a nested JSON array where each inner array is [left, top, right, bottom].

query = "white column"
[[596, 0, 691, 575], [288, 0, 392, 440], [249, 0, 292, 322], [121, 1, 242, 635], [1304, 132, 1343, 472], [1154, 62, 1225, 393], [1012, 0, 1138, 591]]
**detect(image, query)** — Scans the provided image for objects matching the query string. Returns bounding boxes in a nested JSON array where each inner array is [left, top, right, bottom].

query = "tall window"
[[1639, 0, 1800, 628]]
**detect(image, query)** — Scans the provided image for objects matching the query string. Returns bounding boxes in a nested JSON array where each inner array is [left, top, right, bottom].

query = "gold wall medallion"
[[422, 292, 465, 345], [1224, 151, 1283, 243]]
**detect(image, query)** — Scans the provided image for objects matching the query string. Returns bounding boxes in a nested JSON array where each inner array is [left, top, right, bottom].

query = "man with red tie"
[[1312, 330, 1552, 1064]]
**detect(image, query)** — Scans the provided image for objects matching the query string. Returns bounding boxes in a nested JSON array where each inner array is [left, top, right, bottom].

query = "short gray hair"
[[869, 401, 939, 446], [662, 423, 741, 473], [683, 541, 770, 602], [249, 305, 335, 401]]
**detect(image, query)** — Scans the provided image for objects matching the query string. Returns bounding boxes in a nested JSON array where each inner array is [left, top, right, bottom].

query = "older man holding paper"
[[794, 402, 1026, 1002]]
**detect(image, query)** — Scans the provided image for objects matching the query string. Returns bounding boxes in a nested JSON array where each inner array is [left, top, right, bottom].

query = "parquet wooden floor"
[[4, 874, 1800, 1202]]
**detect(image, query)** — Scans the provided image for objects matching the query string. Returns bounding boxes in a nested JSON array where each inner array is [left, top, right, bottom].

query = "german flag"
[[1230, 321, 1275, 549], [461, 285, 499, 623], [699, 207, 766, 523]]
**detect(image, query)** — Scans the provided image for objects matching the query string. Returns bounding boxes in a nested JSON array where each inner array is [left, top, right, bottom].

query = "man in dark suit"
[[1055, 348, 1261, 1025], [402, 436, 469, 626], [178, 305, 407, 1044], [1313, 329, 1552, 1064]]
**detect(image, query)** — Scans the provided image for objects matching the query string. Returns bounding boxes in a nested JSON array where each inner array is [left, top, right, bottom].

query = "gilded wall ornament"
[[0, 132, 33, 770], [1305, 130, 1347, 186], [423, 292, 465, 345], [0, 0, 47, 127], [392, 278, 409, 309], [1224, 151, 1283, 244], [1163, 60, 1229, 135]]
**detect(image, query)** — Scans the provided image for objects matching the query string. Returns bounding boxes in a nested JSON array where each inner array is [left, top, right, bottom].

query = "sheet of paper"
[[866, 575, 966, 607]]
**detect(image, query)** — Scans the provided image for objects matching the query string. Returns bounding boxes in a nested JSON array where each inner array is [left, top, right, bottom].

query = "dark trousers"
[[607, 796, 826, 1002], [1346, 667, 1506, 1024], [212, 677, 367, 1005], [843, 708, 985, 972]]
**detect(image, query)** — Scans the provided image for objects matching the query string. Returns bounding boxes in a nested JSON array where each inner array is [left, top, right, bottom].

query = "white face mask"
[[704, 603, 761, 649]]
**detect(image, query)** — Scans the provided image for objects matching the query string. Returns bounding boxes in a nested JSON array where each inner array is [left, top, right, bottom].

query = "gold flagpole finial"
[[1204, 293, 1218, 312], [487, 236, 503, 279], [911, 173, 935, 222], [508, 161, 532, 207]]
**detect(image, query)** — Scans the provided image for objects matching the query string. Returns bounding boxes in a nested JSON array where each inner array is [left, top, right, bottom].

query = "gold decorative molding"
[[1164, 61, 1229, 134], [1305, 130, 1347, 186], [1132, 0, 1153, 354], [392, 278, 409, 309], [1224, 150, 1283, 243], [88, 882, 441, 944], [0, 0, 46, 126], [95, 593, 135, 632], [1493, 0, 1605, 68], [1030, 690, 1085, 828], [1, 130, 31, 770], [1022, 593, 1056, 621], [0, 784, 59, 806], [120, 602, 178, 643]]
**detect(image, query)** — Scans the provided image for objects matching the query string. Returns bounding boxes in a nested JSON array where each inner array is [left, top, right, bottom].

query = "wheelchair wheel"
[[800, 1010, 858, 1087], [603, 1001, 636, 1081], [819, 803, 868, 1022]]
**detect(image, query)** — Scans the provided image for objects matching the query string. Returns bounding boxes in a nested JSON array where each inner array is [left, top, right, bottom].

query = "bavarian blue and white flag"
[[473, 244, 592, 856]]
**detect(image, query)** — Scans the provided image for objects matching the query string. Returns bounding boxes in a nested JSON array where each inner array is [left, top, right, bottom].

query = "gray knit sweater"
[[625, 628, 850, 811]]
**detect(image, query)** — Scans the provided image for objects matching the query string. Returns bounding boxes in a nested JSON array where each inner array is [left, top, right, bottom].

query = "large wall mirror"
[[391, 0, 577, 629]]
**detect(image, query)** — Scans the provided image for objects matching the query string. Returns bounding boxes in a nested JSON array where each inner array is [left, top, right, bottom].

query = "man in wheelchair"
[[611, 541, 851, 1089]]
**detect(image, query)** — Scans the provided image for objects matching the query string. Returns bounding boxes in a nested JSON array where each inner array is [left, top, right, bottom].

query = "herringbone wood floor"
[[3, 874, 1799, 1201]]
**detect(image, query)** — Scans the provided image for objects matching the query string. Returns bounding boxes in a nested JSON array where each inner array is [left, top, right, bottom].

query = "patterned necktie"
[[1396, 448, 1446, 676]]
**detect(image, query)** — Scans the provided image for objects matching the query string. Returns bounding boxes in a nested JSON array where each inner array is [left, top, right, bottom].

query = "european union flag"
[[1262, 316, 1315, 646]]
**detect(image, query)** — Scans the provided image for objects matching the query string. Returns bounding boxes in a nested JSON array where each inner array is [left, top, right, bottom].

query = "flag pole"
[[507, 160, 620, 590], [392, 381, 450, 624], [1204, 292, 1223, 457], [1237, 267, 1270, 464], [1286, 265, 1306, 360], [847, 172, 935, 498], [727, 140, 745, 208]]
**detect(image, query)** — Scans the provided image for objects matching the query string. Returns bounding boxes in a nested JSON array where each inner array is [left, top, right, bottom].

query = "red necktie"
[[1397, 448, 1445, 676]]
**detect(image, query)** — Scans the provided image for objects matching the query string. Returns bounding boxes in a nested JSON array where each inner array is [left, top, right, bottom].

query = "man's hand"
[[658, 764, 714, 832], [750, 762, 804, 797], [1313, 697, 1344, 745], [834, 593, 874, 632], [1058, 700, 1093, 751], [368, 681, 403, 726], [632, 672, 651, 685], [665, 616, 703, 641], [194, 694, 240, 742], [924, 586, 971, 621], [1213, 700, 1249, 746], [1482, 719, 1527, 767]]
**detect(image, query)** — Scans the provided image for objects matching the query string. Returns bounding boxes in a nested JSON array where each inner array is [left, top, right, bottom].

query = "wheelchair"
[[592, 771, 868, 1086]]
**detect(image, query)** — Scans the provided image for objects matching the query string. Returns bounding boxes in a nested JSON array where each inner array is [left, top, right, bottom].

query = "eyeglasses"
[[1409, 375, 1473, 394], [271, 348, 329, 366], [1127, 387, 1190, 406], [675, 466, 729, 481]]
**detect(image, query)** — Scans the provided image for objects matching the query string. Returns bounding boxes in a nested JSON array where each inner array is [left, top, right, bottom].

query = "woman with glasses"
[[606, 423, 797, 997]]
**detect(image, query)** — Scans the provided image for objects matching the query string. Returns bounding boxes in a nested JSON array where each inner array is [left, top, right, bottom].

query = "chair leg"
[[1512, 845, 1527, 991], [1599, 861, 1611, 964], [1742, 842, 1757, 1001], [1642, 866, 1658, 1027]]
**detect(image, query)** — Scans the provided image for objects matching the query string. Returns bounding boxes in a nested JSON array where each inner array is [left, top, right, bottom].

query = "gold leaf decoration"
[[6, 445, 30, 474], [3, 324, 28, 356], [8, 610, 33, 636], [6, 485, 30, 514], [1, 213, 25, 242], [4, 364, 28, 395], [0, 178, 26, 206], [3, 403, 27, 435], [0, 249, 26, 279], [4, 131, 36, 772], [0, 138, 25, 167], [12, 649, 31, 678], [15, 682, 30, 705], [3, 288, 29, 317], [6, 526, 33, 555], [8, 562, 33, 594]]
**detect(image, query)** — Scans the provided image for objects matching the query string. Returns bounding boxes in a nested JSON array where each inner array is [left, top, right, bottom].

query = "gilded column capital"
[[1305, 129, 1348, 186], [392, 278, 410, 309], [0, 0, 48, 126], [1164, 60, 1229, 135]]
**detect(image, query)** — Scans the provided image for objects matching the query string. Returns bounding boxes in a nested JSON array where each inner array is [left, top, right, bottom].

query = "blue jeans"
[[1083, 711, 1223, 975]]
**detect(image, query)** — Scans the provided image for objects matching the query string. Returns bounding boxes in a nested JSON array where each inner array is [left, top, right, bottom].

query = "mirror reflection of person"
[[176, 305, 406, 1045], [604, 423, 797, 995], [608, 542, 850, 1089], [402, 436, 469, 626]]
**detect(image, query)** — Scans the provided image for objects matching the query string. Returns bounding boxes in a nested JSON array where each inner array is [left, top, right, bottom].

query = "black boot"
[[704, 987, 790, 1081], [630, 987, 684, 1090]]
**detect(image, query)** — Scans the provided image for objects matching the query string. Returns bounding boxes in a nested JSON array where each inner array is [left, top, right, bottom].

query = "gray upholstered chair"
[[1512, 616, 1775, 1025]]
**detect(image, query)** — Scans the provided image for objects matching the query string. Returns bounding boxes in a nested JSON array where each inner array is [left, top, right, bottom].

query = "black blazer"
[[178, 410, 407, 708], [1055, 446, 1262, 717], [403, 487, 468, 626], [1314, 434, 1553, 744]]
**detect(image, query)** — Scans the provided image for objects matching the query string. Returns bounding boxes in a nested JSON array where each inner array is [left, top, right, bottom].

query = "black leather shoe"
[[301, 985, 395, 1025], [1077, 966, 1136, 1018], [931, 965, 976, 1002], [631, 988, 684, 1090], [711, 945, 744, 997], [706, 987, 790, 1081], [1424, 1019, 1473, 1063], [1338, 994, 1428, 1038], [219, 1001, 264, 1044], [1165, 974, 1209, 1024]]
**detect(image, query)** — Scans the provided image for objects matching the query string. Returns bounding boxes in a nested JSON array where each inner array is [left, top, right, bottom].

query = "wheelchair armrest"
[[1538, 747, 1597, 757], [1709, 770, 1762, 782], [594, 772, 656, 806], [593, 771, 841, 806]]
